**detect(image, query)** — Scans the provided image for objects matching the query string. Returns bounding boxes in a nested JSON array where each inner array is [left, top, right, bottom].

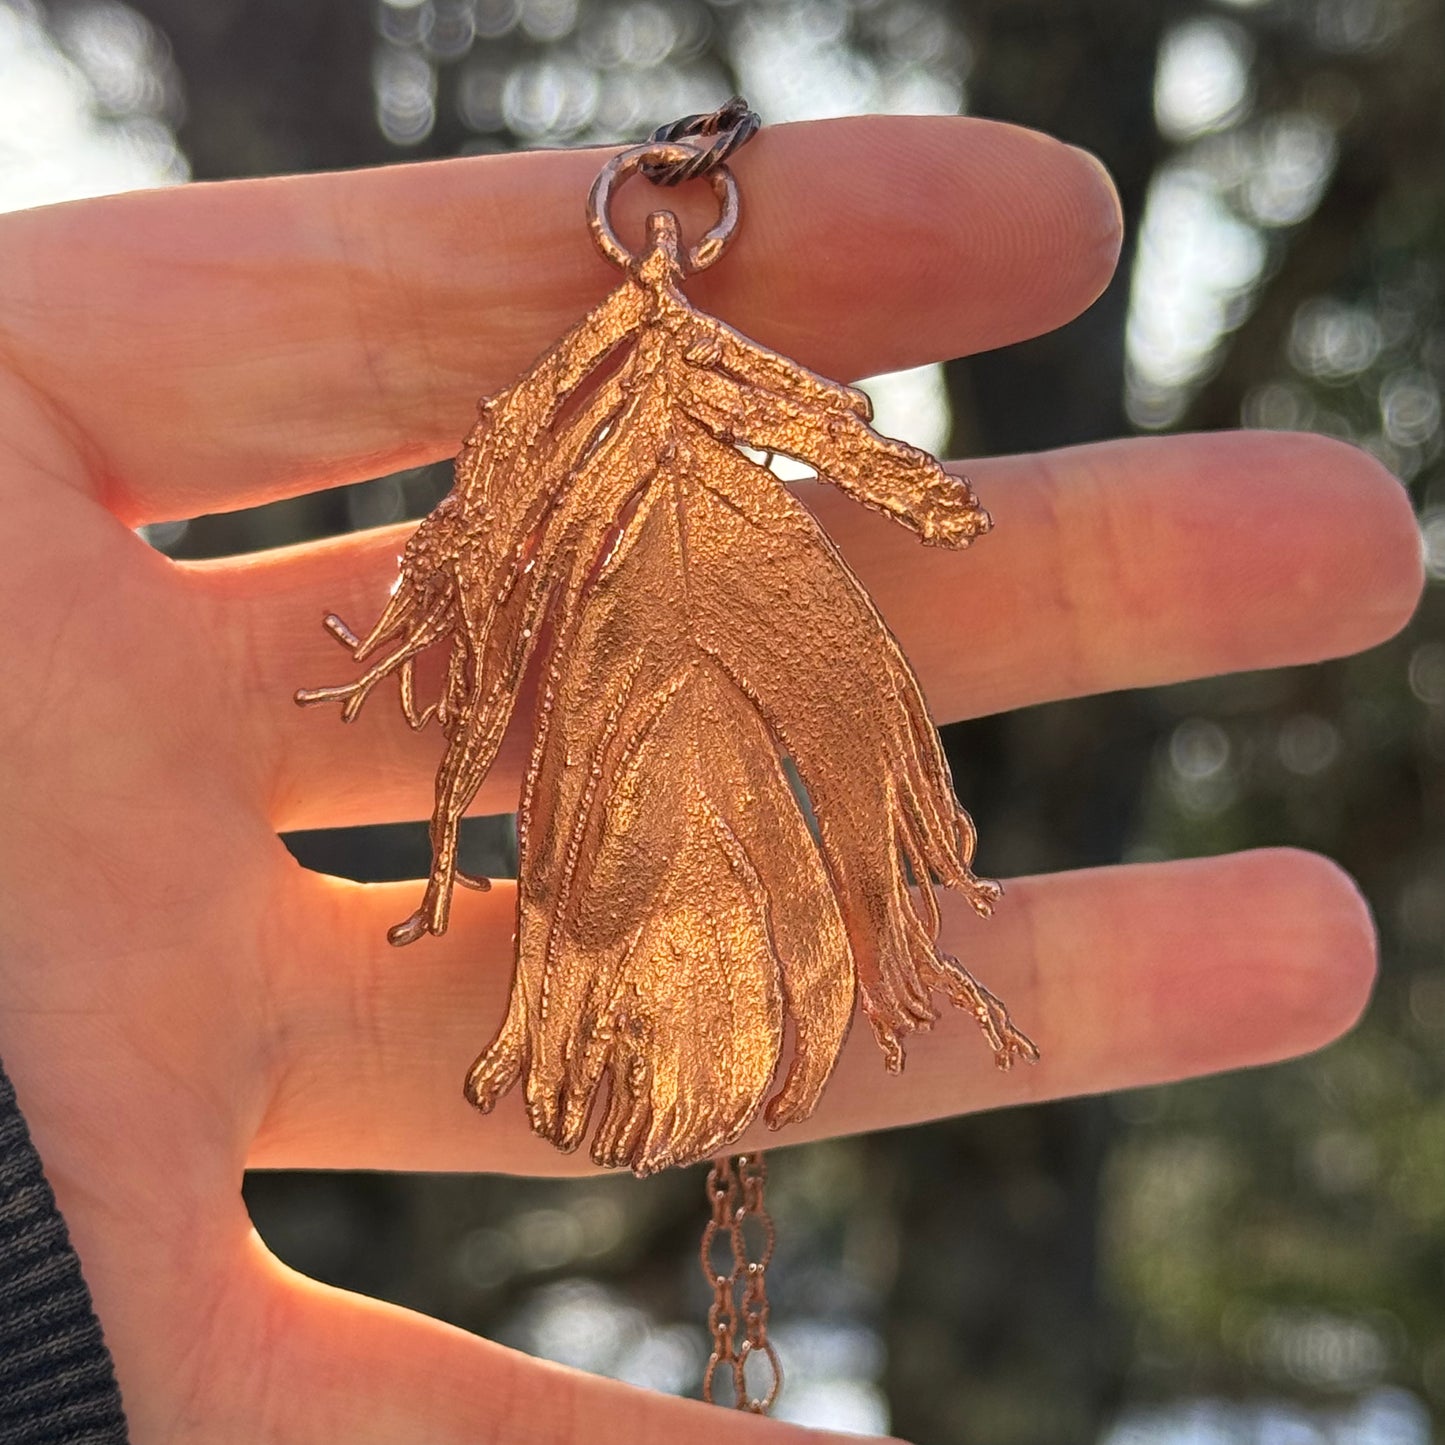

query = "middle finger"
[[189, 429, 1421, 831]]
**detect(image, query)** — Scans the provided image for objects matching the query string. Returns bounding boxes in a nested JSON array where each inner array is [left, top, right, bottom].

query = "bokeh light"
[[0, 0, 184, 213]]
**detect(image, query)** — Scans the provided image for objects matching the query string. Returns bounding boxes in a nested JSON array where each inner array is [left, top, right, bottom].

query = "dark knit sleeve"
[[0, 1055, 129, 1444]]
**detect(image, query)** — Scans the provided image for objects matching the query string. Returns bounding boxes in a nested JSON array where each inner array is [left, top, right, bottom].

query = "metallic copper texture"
[[701, 1154, 778, 1411], [297, 125, 1037, 1177]]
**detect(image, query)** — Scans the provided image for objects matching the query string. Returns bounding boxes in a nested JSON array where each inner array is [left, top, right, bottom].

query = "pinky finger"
[[248, 1244, 892, 1445]]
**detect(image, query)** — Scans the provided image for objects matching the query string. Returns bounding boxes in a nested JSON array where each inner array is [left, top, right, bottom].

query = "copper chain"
[[700, 1152, 781, 1412], [660, 100, 779, 1415]]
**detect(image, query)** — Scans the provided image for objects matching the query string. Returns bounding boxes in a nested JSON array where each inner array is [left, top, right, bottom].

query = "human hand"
[[0, 115, 1422, 1444]]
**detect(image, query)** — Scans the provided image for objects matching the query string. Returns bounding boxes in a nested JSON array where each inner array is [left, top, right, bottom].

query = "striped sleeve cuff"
[[0, 1057, 129, 1443]]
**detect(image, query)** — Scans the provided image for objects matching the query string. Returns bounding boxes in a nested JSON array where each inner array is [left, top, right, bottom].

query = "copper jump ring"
[[587, 141, 741, 275]]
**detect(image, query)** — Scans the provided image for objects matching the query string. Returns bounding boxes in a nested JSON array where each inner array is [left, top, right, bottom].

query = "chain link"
[[641, 96, 761, 187], [700, 1152, 780, 1413]]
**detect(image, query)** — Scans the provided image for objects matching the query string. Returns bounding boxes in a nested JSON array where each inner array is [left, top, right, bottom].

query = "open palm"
[[0, 115, 1422, 1445]]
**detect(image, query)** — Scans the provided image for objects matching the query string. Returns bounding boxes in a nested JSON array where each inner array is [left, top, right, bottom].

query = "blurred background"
[[1, 0, 1441, 1440]]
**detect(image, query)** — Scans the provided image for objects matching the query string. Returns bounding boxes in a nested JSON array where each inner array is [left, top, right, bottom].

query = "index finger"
[[0, 114, 1120, 526]]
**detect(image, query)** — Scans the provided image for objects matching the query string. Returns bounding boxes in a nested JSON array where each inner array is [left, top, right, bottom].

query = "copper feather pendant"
[[298, 127, 1037, 1177]]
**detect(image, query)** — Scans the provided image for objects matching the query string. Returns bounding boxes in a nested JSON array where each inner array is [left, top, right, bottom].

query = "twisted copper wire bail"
[[640, 96, 761, 187]]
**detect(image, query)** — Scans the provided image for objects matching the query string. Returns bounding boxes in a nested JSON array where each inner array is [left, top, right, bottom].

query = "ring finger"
[[251, 848, 1377, 1175]]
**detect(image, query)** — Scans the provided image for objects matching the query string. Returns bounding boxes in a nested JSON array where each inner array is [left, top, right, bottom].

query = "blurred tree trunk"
[[874, 6, 1171, 1442], [115, 0, 378, 177]]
